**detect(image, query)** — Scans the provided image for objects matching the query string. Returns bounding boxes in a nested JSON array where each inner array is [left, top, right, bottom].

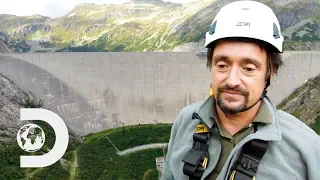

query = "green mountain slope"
[[1, 0, 320, 52], [0, 124, 171, 179], [277, 74, 320, 134]]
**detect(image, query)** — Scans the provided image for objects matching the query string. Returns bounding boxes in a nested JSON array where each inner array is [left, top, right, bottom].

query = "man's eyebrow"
[[213, 55, 262, 68], [213, 55, 230, 63]]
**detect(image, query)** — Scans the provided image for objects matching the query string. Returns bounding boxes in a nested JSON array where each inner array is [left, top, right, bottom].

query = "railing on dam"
[[0, 52, 319, 135]]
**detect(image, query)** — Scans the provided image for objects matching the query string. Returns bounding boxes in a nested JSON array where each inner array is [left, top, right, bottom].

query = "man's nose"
[[226, 67, 241, 88]]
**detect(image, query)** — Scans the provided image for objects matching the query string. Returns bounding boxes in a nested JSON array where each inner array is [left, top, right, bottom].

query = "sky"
[[0, 0, 198, 18]]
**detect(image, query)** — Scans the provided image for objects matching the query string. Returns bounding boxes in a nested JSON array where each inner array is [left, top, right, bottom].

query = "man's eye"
[[217, 64, 227, 69], [243, 67, 255, 72]]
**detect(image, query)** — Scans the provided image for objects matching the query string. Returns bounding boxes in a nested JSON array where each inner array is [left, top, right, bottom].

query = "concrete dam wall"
[[0, 52, 319, 135]]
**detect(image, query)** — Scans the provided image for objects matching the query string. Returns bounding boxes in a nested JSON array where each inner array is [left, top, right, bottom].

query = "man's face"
[[211, 40, 268, 114]]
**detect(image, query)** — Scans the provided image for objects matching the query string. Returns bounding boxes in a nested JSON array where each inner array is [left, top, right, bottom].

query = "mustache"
[[217, 85, 249, 96]]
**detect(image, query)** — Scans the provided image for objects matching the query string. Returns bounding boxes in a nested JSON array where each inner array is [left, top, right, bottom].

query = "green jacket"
[[162, 96, 320, 180]]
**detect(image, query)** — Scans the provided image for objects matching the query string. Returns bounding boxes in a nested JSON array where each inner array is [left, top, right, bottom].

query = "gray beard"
[[216, 92, 249, 114]]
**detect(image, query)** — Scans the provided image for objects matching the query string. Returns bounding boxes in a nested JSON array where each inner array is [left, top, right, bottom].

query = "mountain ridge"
[[1, 0, 320, 52]]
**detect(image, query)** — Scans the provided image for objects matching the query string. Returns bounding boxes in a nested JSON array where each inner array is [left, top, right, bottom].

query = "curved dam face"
[[0, 52, 319, 135]]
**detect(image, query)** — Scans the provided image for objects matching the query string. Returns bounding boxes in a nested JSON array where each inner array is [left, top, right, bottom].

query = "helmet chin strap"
[[219, 77, 270, 117]]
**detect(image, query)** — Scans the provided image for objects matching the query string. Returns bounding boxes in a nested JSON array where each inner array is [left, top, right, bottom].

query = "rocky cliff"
[[277, 74, 320, 130], [0, 72, 82, 147], [0, 38, 12, 53], [0, 73, 37, 147]]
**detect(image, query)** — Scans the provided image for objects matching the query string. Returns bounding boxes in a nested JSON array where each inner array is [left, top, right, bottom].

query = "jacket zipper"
[[223, 150, 236, 180]]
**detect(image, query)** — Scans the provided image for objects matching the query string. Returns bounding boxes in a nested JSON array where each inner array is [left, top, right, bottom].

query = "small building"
[[156, 157, 165, 179], [156, 157, 165, 171]]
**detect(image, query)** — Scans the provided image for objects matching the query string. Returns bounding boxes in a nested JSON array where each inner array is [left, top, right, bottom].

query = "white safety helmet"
[[205, 1, 284, 53]]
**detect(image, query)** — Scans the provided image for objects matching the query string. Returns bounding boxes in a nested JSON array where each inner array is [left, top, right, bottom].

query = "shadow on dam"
[[1, 52, 320, 135], [0, 53, 210, 135], [0, 55, 110, 135]]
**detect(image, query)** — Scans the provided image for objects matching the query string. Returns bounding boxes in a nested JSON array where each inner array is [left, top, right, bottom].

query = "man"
[[162, 1, 320, 180]]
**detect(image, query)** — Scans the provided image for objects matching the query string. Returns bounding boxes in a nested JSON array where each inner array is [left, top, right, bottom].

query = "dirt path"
[[142, 168, 155, 180], [105, 136, 120, 152], [69, 150, 78, 180], [26, 168, 43, 179], [162, 147, 166, 157], [117, 143, 168, 156]]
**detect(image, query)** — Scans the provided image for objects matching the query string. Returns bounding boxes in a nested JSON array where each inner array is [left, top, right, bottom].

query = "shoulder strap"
[[228, 139, 268, 180], [182, 112, 269, 180], [182, 114, 211, 179]]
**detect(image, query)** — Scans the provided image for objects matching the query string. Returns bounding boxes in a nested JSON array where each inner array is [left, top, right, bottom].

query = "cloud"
[[0, 0, 196, 18], [163, 0, 198, 4], [0, 0, 130, 18], [0, 0, 199, 18], [0, 0, 48, 17]]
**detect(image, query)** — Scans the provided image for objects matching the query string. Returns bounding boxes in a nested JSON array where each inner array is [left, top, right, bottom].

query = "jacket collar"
[[195, 96, 282, 142]]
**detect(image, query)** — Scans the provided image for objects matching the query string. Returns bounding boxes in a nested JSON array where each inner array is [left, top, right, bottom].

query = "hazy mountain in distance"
[[0, 0, 320, 52]]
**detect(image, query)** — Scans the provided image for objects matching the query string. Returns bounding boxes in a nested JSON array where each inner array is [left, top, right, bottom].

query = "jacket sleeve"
[[306, 136, 320, 180], [161, 111, 183, 180]]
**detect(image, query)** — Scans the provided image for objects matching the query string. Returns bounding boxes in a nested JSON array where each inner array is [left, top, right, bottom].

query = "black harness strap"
[[182, 112, 269, 180], [182, 132, 210, 179], [229, 139, 268, 180], [182, 117, 210, 179]]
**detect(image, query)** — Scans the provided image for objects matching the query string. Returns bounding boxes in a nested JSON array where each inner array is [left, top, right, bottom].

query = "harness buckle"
[[229, 170, 256, 180], [201, 157, 208, 169], [182, 142, 209, 178], [228, 139, 268, 180]]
